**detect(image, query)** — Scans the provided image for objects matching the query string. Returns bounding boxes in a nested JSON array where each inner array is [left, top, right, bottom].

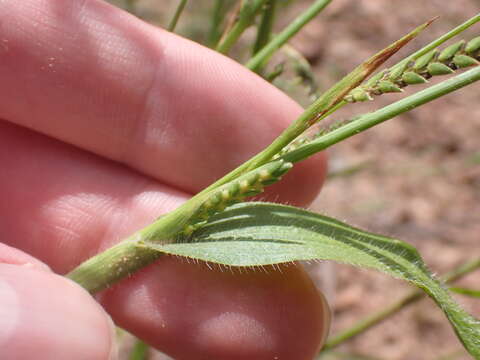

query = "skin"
[[0, 0, 329, 359]]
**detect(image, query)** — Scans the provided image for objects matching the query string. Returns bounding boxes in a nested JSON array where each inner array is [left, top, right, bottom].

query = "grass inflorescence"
[[345, 36, 480, 102], [183, 159, 293, 235]]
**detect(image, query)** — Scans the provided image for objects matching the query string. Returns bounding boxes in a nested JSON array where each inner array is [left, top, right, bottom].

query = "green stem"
[[327, 160, 370, 179], [252, 0, 277, 57], [167, 0, 188, 32], [216, 0, 268, 55], [129, 339, 149, 360], [283, 66, 480, 164], [282, 44, 319, 96], [124, 0, 136, 13], [450, 287, 480, 298], [68, 239, 161, 293], [246, 0, 332, 72], [207, 0, 228, 47], [323, 258, 480, 350]]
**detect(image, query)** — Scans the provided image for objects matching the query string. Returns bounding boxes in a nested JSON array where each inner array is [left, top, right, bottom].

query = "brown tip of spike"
[[367, 17, 438, 71]]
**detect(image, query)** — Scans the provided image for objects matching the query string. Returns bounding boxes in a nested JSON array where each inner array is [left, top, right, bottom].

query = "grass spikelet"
[[438, 40, 465, 62], [465, 36, 480, 54], [378, 80, 403, 93], [402, 71, 428, 84], [413, 50, 437, 70], [274, 137, 311, 158], [453, 54, 479, 68], [427, 62, 454, 75], [345, 36, 480, 103], [183, 159, 293, 235]]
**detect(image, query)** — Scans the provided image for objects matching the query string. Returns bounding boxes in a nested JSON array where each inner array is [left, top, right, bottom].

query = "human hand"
[[0, 1, 329, 359]]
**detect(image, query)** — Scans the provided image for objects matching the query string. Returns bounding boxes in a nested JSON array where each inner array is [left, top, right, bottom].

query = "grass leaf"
[[142, 202, 480, 358], [450, 287, 480, 298]]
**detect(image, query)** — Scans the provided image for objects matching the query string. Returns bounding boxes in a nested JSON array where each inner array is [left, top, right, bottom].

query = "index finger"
[[0, 0, 326, 200]]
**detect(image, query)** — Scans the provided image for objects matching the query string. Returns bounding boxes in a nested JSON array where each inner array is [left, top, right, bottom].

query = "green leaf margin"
[[142, 202, 480, 358]]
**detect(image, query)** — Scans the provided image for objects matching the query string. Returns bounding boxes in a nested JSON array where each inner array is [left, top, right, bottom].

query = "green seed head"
[[275, 161, 293, 177], [228, 182, 240, 197], [402, 71, 428, 85], [438, 40, 465, 62], [350, 88, 372, 102], [245, 171, 260, 185], [465, 36, 480, 55], [452, 54, 479, 68], [210, 193, 221, 205], [260, 178, 281, 186], [413, 50, 437, 71], [260, 159, 291, 178], [258, 169, 271, 182], [427, 62, 454, 76], [186, 160, 293, 234], [378, 80, 403, 93], [221, 189, 231, 201], [183, 225, 196, 236], [239, 179, 250, 193], [242, 189, 263, 197], [388, 62, 408, 81], [344, 94, 355, 103]]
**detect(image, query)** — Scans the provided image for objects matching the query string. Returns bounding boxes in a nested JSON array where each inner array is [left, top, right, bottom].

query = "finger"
[[1, 124, 330, 359], [0, 0, 326, 199], [0, 121, 188, 273], [0, 263, 116, 360], [0, 243, 50, 271], [99, 258, 330, 360], [0, 119, 324, 273]]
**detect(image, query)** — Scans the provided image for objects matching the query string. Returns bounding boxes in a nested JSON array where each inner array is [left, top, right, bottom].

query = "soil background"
[[109, 1, 480, 359]]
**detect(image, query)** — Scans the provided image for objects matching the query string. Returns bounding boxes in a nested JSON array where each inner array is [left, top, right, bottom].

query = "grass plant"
[[84, 2, 480, 358]]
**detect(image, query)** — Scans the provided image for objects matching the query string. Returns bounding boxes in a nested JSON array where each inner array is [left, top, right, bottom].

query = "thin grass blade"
[[142, 202, 480, 358]]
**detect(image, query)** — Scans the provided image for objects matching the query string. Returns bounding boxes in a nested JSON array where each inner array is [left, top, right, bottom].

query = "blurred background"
[[106, 1, 480, 359]]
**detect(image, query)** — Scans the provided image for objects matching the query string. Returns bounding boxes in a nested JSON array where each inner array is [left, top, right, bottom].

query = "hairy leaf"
[[142, 202, 480, 358]]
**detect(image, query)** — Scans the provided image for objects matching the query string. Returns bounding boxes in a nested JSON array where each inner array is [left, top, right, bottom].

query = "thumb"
[[0, 244, 117, 360]]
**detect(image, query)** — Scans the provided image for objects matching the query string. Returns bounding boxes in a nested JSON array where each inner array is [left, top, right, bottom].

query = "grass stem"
[[129, 339, 149, 360], [322, 258, 480, 350], [67, 239, 161, 293], [246, 0, 332, 72], [167, 0, 188, 32], [449, 287, 480, 298], [216, 0, 268, 55], [207, 0, 229, 47], [252, 0, 277, 58]]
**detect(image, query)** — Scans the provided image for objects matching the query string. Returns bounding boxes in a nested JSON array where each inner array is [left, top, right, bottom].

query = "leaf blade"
[[143, 202, 480, 358]]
